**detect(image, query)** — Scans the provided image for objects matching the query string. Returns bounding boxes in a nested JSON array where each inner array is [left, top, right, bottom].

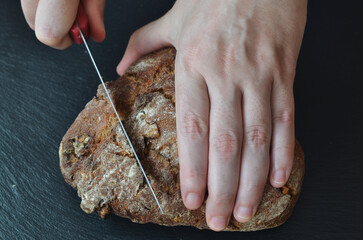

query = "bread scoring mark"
[[127, 58, 161, 72]]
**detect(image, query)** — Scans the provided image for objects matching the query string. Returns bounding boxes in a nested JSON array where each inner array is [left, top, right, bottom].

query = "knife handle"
[[69, 3, 89, 44]]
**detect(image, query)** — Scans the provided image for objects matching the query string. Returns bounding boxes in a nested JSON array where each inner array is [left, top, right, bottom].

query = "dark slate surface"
[[0, 1, 362, 239]]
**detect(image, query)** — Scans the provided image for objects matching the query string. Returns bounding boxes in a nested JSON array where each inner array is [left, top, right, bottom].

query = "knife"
[[69, 3, 164, 214]]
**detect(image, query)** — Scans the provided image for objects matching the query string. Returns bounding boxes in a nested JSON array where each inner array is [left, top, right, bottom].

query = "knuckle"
[[272, 145, 294, 162], [129, 30, 139, 44], [239, 181, 266, 204], [275, 66, 296, 85], [181, 170, 206, 191], [178, 44, 201, 72], [212, 131, 241, 160], [217, 44, 236, 77], [255, 44, 275, 67], [273, 109, 294, 124], [128, 31, 141, 53], [245, 125, 270, 148], [241, 181, 261, 193], [274, 145, 294, 154], [209, 192, 236, 207], [35, 26, 64, 47], [285, 65, 297, 80], [180, 111, 208, 140]]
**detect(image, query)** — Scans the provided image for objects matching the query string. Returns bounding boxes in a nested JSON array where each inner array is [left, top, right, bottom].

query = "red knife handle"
[[69, 3, 89, 44]]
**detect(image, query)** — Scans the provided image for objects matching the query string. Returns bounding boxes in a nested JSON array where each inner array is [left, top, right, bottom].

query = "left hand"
[[117, 0, 307, 231], [21, 0, 106, 49]]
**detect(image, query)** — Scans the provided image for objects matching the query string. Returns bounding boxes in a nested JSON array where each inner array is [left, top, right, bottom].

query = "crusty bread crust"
[[59, 48, 304, 231]]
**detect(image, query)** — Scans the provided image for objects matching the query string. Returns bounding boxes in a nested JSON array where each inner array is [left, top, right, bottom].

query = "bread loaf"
[[59, 48, 305, 231]]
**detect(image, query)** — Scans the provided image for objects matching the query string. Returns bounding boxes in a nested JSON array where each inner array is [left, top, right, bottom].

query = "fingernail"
[[273, 169, 286, 185], [236, 207, 253, 221], [209, 216, 227, 231], [185, 193, 200, 209]]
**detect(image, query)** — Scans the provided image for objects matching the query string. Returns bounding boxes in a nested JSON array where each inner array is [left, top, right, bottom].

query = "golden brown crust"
[[59, 48, 305, 231]]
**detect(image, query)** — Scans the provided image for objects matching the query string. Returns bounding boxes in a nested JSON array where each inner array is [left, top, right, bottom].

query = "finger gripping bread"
[[59, 48, 305, 231]]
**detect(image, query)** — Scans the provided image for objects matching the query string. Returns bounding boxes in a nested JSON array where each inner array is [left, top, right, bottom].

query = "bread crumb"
[[281, 186, 290, 194]]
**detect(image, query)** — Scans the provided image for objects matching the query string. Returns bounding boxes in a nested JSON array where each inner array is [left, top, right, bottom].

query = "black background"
[[1, 0, 362, 239]]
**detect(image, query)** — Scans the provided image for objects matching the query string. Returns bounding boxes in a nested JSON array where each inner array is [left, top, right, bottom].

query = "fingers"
[[233, 86, 272, 223], [116, 15, 172, 76], [83, 0, 106, 42], [205, 86, 243, 231], [35, 0, 80, 49], [23, 0, 106, 48], [21, 0, 39, 30], [175, 60, 210, 211], [269, 83, 295, 187]]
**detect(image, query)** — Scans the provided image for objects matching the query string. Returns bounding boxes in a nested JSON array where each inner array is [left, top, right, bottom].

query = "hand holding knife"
[[69, 3, 89, 44]]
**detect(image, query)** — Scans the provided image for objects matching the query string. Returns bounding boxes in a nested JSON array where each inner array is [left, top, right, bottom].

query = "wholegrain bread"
[[59, 48, 304, 231]]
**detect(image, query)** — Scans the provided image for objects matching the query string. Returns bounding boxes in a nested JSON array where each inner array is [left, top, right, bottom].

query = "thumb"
[[117, 15, 172, 76]]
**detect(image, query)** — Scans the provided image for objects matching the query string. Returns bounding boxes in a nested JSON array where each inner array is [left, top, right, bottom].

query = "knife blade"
[[69, 5, 164, 214]]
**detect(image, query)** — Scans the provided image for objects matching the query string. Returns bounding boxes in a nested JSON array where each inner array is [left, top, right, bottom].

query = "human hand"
[[117, 0, 307, 231], [21, 0, 106, 49]]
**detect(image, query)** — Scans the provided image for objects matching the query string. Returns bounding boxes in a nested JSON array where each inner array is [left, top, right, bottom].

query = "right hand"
[[21, 0, 106, 49]]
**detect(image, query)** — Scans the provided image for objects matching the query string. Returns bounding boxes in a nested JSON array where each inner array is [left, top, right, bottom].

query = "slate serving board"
[[0, 1, 362, 239]]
